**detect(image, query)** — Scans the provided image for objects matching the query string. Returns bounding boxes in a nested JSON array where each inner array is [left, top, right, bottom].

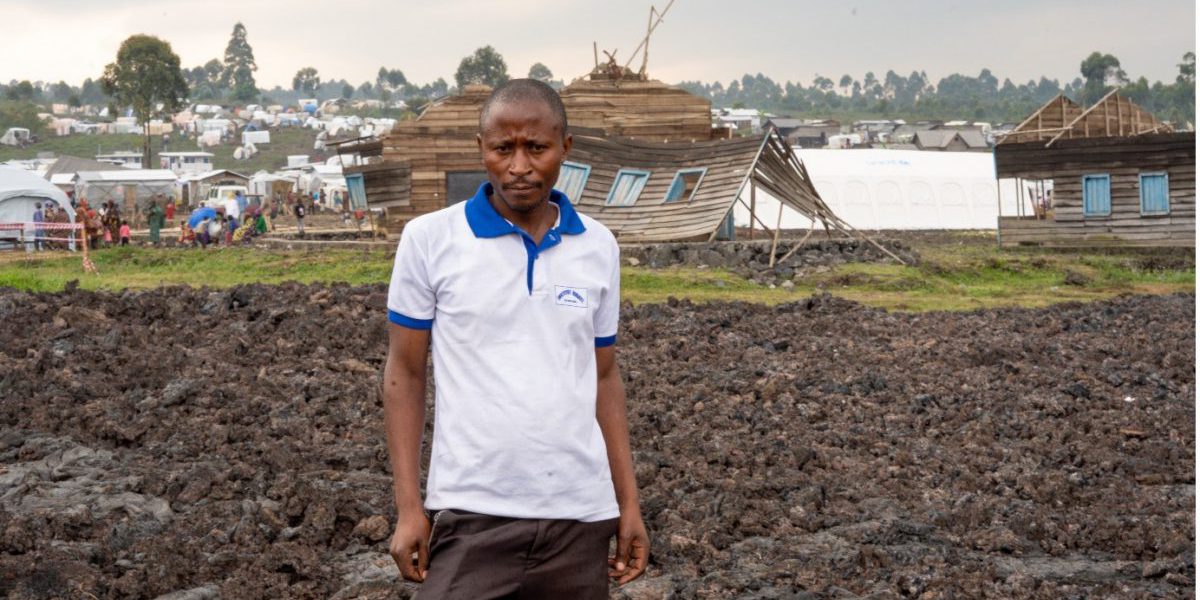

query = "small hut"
[[994, 91, 1193, 247]]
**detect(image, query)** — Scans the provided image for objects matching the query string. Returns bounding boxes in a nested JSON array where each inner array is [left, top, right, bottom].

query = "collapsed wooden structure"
[[994, 90, 1193, 247], [347, 82, 901, 261]]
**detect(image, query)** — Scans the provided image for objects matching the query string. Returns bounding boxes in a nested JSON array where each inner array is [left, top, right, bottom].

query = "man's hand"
[[389, 510, 431, 582], [608, 509, 650, 585]]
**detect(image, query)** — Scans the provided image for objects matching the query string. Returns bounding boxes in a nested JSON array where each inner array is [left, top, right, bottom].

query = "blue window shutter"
[[1082, 174, 1111, 217], [346, 173, 367, 209], [1139, 173, 1169, 215]]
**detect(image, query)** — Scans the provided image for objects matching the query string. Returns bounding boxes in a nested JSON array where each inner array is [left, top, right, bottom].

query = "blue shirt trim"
[[388, 309, 433, 330], [595, 335, 617, 348], [463, 182, 587, 294], [465, 182, 586, 238]]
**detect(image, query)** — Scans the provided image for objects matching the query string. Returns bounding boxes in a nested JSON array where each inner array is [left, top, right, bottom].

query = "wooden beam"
[[749, 182, 756, 240], [768, 199, 784, 267]]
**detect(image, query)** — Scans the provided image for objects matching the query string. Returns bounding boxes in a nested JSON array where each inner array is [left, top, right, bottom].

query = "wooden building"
[[994, 91, 1193, 247], [352, 80, 898, 258]]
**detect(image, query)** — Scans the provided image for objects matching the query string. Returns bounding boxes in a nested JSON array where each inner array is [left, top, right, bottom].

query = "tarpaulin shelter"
[[76, 170, 177, 226], [0, 167, 76, 248]]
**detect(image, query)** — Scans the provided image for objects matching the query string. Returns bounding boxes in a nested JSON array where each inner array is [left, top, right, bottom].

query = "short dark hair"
[[479, 78, 568, 137]]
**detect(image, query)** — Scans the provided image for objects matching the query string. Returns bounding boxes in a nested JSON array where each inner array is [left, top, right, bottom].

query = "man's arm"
[[595, 345, 650, 585], [383, 323, 432, 582]]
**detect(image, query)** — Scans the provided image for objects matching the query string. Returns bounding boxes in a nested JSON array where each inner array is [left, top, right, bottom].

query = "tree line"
[[0, 21, 1194, 132], [679, 51, 1195, 125]]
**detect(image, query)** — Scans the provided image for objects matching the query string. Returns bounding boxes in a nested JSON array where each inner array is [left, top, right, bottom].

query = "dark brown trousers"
[[417, 509, 618, 600]]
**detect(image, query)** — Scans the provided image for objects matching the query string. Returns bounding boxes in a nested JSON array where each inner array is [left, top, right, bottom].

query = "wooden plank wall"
[[996, 132, 1195, 247], [370, 87, 491, 233], [569, 134, 763, 241], [561, 79, 714, 142]]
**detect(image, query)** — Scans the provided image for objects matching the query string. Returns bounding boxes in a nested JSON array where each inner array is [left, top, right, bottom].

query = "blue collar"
[[465, 182, 586, 239]]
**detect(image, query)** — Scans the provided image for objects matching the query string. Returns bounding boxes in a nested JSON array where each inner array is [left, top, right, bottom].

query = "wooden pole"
[[737, 198, 774, 232], [748, 182, 757, 240], [768, 199, 785, 267], [593, 42, 599, 69], [640, 6, 654, 77]]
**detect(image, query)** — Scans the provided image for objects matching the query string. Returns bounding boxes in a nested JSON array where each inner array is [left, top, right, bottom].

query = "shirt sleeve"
[[387, 223, 435, 330], [593, 237, 620, 347]]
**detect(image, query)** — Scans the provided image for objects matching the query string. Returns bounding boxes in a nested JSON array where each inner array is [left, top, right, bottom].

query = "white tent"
[[733, 149, 1024, 231], [0, 167, 76, 248]]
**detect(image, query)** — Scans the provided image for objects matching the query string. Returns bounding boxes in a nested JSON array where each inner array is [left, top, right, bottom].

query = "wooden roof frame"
[[1043, 88, 1170, 146], [998, 90, 1170, 147]]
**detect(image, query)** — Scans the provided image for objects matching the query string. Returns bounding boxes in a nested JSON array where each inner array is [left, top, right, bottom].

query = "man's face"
[[477, 100, 572, 214]]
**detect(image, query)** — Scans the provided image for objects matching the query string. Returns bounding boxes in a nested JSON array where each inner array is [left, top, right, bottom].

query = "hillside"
[[0, 127, 322, 173]]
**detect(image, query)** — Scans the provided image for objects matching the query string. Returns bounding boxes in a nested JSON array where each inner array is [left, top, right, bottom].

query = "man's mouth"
[[504, 182, 539, 192]]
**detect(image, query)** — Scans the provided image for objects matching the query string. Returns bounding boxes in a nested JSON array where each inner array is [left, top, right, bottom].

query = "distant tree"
[[1177, 51, 1195, 84], [100, 34, 188, 167], [342, 83, 354, 99], [67, 94, 82, 109], [222, 22, 258, 102], [812, 75, 833, 92], [50, 81, 73, 103], [293, 67, 320, 95], [357, 81, 374, 98], [79, 78, 106, 105], [376, 67, 408, 92], [528, 62, 553, 82], [1079, 52, 1126, 104], [455, 46, 509, 88], [838, 74, 852, 95], [0, 100, 42, 131], [5, 81, 35, 102]]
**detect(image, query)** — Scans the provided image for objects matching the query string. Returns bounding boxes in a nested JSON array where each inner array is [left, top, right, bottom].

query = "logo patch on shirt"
[[554, 285, 588, 308]]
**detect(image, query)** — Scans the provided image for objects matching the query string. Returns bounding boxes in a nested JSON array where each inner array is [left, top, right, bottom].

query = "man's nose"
[[508, 150, 533, 175]]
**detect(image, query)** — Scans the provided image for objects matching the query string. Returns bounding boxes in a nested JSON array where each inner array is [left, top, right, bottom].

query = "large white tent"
[[0, 167, 76, 248], [734, 149, 1029, 230]]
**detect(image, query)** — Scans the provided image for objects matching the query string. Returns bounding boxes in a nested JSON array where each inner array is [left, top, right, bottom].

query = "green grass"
[[0, 128, 319, 173], [0, 246, 392, 291], [0, 237, 1192, 312]]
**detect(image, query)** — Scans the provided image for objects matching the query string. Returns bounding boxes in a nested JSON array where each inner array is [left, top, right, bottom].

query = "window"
[[556, 161, 591, 202], [605, 169, 650, 206], [445, 171, 489, 206], [1082, 174, 1111, 217], [663, 168, 706, 203], [1139, 172, 1169, 216]]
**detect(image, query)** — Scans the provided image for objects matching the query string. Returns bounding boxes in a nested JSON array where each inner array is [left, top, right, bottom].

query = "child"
[[119, 220, 131, 246], [179, 220, 195, 247]]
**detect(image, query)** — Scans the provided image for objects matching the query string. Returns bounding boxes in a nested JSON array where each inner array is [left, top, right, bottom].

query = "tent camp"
[[0, 167, 76, 248]]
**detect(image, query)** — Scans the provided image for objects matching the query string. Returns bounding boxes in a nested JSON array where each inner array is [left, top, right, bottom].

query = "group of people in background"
[[179, 206, 269, 249], [72, 195, 174, 249], [27, 201, 72, 250]]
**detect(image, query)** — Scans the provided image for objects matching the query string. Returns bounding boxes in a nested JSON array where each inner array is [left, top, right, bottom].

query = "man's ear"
[[562, 132, 573, 157], [476, 133, 484, 165]]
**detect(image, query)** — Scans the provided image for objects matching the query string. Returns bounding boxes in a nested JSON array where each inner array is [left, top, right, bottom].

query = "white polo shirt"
[[387, 182, 621, 522]]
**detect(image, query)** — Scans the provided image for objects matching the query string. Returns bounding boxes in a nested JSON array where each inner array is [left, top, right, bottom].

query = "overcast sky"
[[2, 0, 1195, 91]]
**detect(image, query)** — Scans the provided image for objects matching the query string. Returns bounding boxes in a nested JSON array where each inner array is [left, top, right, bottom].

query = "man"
[[383, 79, 649, 599], [293, 200, 305, 236], [31, 203, 44, 251]]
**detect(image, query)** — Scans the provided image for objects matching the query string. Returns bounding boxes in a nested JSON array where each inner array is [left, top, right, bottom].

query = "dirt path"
[[0, 286, 1192, 599]]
